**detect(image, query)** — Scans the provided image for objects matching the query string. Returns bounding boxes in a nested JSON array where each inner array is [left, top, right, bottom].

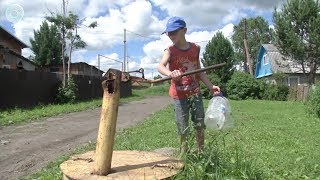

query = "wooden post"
[[243, 18, 254, 77], [149, 62, 226, 83], [93, 69, 122, 175]]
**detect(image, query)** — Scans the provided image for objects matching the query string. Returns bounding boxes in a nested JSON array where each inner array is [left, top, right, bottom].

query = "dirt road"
[[0, 96, 172, 180]]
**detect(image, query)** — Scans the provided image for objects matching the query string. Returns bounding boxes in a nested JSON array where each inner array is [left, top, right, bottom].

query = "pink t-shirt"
[[167, 42, 201, 99]]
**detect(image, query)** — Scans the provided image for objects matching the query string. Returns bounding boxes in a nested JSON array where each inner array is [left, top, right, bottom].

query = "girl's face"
[[167, 28, 186, 44]]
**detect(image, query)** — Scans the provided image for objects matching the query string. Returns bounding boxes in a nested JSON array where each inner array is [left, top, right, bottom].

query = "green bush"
[[261, 83, 289, 101], [306, 83, 320, 117], [200, 73, 222, 99], [226, 72, 261, 100], [56, 78, 78, 103]]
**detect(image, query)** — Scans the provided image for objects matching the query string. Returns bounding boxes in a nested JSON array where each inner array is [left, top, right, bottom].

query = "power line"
[[98, 54, 122, 63], [125, 29, 159, 41]]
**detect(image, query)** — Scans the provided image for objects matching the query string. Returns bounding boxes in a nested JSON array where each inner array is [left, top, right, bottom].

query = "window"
[[288, 76, 300, 87], [263, 54, 268, 65]]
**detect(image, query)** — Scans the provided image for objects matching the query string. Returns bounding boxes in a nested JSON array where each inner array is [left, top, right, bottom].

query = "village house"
[[255, 44, 320, 86], [0, 25, 36, 71], [39, 62, 104, 78]]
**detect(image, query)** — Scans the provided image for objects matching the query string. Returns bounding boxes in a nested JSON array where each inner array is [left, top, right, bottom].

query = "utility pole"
[[123, 28, 127, 72], [98, 54, 100, 71], [126, 56, 130, 72], [61, 0, 66, 87], [243, 18, 254, 76]]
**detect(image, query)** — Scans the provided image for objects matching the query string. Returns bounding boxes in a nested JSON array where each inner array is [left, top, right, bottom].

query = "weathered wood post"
[[60, 68, 184, 180], [93, 69, 121, 175]]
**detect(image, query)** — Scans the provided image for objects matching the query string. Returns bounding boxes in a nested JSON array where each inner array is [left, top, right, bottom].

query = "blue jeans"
[[173, 95, 205, 136]]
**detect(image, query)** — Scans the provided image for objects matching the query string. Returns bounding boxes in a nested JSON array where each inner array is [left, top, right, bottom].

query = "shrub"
[[306, 83, 320, 118], [261, 83, 289, 101], [226, 72, 261, 100], [56, 78, 78, 103], [200, 73, 222, 99]]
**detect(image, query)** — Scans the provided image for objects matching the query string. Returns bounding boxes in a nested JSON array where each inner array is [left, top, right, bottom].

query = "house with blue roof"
[[255, 44, 320, 86]]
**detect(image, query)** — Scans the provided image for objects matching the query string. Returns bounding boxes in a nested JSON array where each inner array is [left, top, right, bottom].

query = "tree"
[[30, 21, 62, 66], [273, 0, 320, 84], [45, 0, 67, 87], [47, 10, 97, 84], [231, 16, 273, 75], [202, 31, 235, 84], [65, 12, 96, 82]]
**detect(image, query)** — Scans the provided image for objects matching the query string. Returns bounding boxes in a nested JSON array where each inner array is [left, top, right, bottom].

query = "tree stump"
[[60, 150, 183, 179]]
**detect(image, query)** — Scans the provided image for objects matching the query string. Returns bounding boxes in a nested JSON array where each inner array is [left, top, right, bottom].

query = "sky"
[[0, 0, 285, 79]]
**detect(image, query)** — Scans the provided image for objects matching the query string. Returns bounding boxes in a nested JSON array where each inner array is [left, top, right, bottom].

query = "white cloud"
[[72, 49, 88, 63], [13, 17, 43, 46], [77, 1, 164, 50], [151, 0, 284, 30], [21, 48, 34, 58], [0, 0, 284, 79], [139, 23, 235, 76]]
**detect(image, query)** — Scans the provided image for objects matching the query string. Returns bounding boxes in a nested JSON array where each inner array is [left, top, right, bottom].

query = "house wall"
[[255, 48, 272, 78], [0, 49, 35, 70], [288, 74, 320, 86], [0, 30, 22, 55], [263, 73, 320, 86], [41, 63, 102, 77], [70, 63, 101, 77]]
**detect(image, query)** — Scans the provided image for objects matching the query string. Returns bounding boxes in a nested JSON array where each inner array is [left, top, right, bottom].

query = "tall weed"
[[175, 131, 264, 179]]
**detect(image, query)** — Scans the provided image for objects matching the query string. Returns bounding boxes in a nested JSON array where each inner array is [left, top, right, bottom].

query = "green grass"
[[228, 100, 320, 179], [0, 99, 102, 126], [0, 83, 169, 126], [21, 98, 320, 179]]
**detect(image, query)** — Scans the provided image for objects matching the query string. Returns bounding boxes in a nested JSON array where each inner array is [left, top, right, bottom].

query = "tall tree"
[[202, 31, 235, 83], [47, 11, 97, 83], [65, 12, 96, 82], [45, 0, 67, 87], [273, 0, 320, 84], [30, 21, 62, 66], [232, 16, 273, 75]]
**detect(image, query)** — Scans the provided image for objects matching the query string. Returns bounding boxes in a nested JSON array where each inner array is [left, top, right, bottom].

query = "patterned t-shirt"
[[167, 42, 201, 99]]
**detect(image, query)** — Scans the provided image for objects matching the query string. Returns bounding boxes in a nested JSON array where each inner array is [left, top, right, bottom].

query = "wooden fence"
[[0, 69, 132, 108], [288, 84, 311, 102]]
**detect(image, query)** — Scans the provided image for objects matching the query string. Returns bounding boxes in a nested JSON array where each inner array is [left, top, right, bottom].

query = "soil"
[[0, 96, 172, 180]]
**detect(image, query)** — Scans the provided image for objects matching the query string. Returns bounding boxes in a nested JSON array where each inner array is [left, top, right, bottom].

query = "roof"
[[262, 44, 292, 73], [40, 62, 104, 73], [0, 25, 28, 48], [262, 44, 319, 74], [72, 62, 104, 73]]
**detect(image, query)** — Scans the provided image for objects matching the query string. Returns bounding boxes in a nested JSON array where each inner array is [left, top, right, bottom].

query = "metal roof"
[[261, 44, 318, 74], [0, 25, 28, 48]]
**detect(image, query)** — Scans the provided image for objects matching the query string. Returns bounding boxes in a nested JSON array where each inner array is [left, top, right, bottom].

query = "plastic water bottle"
[[204, 94, 232, 130]]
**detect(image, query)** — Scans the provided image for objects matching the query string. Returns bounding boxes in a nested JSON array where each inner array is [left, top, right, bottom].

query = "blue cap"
[[162, 17, 186, 34]]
